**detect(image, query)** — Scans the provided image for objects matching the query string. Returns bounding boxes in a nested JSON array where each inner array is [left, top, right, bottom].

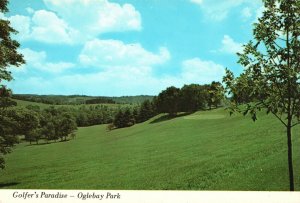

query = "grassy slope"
[[0, 108, 299, 190]]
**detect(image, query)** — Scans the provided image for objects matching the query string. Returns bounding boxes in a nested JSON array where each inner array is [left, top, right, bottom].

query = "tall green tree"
[[207, 81, 224, 109], [223, 0, 300, 191], [15, 109, 40, 145], [113, 108, 135, 128], [156, 86, 181, 116], [180, 84, 208, 112], [57, 113, 77, 141], [138, 100, 155, 122], [41, 121, 56, 143], [0, 0, 25, 169], [225, 72, 256, 105]]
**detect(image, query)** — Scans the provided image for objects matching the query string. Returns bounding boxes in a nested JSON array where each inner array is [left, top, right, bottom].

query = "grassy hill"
[[0, 108, 299, 190]]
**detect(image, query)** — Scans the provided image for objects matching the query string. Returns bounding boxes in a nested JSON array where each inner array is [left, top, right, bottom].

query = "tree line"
[[0, 102, 124, 148], [12, 94, 154, 105], [111, 82, 224, 129]]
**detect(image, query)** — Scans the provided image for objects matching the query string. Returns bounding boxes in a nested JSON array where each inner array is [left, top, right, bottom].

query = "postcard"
[[0, 0, 299, 202]]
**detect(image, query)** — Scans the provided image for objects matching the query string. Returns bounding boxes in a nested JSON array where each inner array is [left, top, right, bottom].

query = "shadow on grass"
[[0, 182, 19, 188], [150, 112, 194, 124], [25, 139, 71, 147]]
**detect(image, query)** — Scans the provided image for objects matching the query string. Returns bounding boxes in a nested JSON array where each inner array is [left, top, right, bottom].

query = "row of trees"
[[155, 82, 224, 116], [12, 94, 154, 105], [112, 100, 156, 128], [2, 107, 77, 145], [25, 104, 119, 127], [13, 104, 122, 144], [112, 82, 224, 129]]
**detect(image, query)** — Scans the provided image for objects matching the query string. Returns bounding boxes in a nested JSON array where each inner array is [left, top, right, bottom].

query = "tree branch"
[[260, 100, 287, 127], [291, 122, 300, 128]]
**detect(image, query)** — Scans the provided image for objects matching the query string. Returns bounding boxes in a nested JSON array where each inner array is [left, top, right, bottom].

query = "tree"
[[138, 100, 155, 122], [113, 110, 125, 128], [0, 0, 24, 168], [180, 84, 208, 112], [223, 0, 300, 191], [57, 113, 77, 141], [28, 128, 42, 145], [41, 121, 56, 143], [156, 86, 181, 116], [0, 110, 19, 169], [113, 108, 135, 128], [15, 109, 40, 145], [207, 81, 224, 109], [225, 72, 256, 105]]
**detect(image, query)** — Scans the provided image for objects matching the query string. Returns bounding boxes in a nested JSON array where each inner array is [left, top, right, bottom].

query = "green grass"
[[13, 99, 51, 108], [0, 108, 300, 190]]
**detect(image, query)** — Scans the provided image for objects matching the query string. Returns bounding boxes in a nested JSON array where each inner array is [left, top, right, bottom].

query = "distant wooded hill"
[[12, 94, 154, 105]]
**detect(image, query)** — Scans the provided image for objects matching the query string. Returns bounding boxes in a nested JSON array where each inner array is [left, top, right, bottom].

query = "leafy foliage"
[[155, 86, 181, 116], [0, 0, 25, 169], [223, 0, 300, 191]]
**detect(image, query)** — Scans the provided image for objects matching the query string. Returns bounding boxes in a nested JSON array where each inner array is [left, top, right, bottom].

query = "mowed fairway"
[[0, 108, 300, 190]]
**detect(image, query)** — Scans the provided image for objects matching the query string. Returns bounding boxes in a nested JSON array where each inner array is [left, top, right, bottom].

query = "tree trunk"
[[287, 125, 294, 191]]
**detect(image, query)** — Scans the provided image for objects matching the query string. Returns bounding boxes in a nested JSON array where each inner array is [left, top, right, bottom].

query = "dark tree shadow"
[[25, 139, 71, 147], [0, 182, 19, 188], [150, 112, 194, 124]]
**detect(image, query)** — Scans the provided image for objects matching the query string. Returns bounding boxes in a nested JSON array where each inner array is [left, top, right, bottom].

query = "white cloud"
[[181, 58, 225, 84], [43, 0, 141, 38], [79, 39, 170, 68], [9, 57, 225, 96], [9, 10, 77, 44], [241, 7, 252, 19], [19, 48, 75, 73], [215, 35, 243, 54], [26, 7, 34, 14], [191, 0, 262, 21], [30, 10, 77, 44], [9, 0, 142, 44], [9, 15, 31, 40], [43, 62, 75, 73]]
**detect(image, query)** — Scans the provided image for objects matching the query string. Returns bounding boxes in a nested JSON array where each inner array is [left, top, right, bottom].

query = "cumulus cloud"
[[8, 0, 142, 44], [190, 0, 262, 21], [19, 48, 75, 73], [9, 15, 31, 40], [43, 0, 141, 38], [9, 57, 225, 96], [212, 35, 243, 54], [219, 35, 243, 54], [79, 39, 170, 68], [9, 10, 77, 44], [31, 10, 78, 44], [181, 58, 225, 84]]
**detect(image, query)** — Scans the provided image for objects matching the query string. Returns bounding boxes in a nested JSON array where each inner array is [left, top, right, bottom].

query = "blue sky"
[[3, 0, 263, 96]]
